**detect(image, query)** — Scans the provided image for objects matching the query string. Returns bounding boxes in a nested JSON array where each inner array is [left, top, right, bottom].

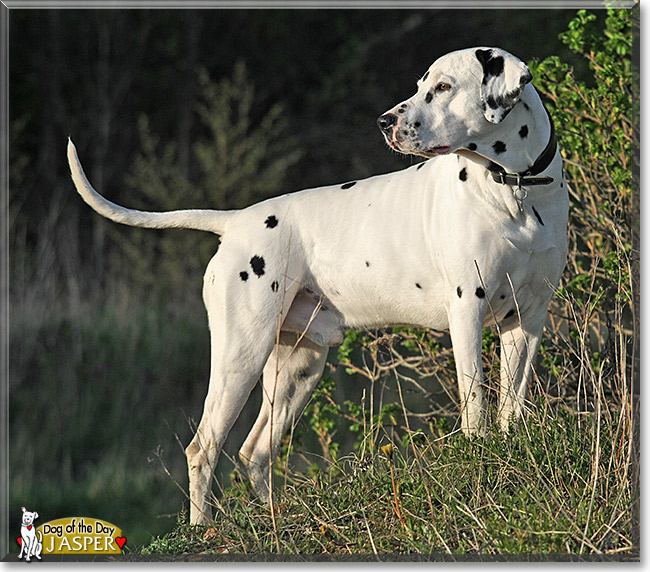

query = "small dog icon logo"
[[18, 507, 42, 562]]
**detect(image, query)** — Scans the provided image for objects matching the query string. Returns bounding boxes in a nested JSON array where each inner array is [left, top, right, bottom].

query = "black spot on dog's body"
[[457, 286, 463, 298], [475, 287, 485, 299], [415, 283, 422, 289], [504, 309, 516, 319], [500, 294, 506, 300], [414, 121, 421, 127], [365, 261, 371, 268], [341, 181, 357, 190], [417, 162, 426, 170], [467, 142, 477, 151], [239, 271, 249, 282], [250, 255, 266, 277], [493, 141, 507, 154], [271, 280, 279, 292], [459, 168, 467, 182], [532, 206, 545, 226], [523, 102, 530, 111], [425, 91, 433, 104], [265, 215, 278, 228], [519, 125, 529, 138]]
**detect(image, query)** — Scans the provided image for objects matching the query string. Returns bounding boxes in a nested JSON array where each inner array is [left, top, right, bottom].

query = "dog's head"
[[21, 507, 39, 527], [377, 47, 532, 158]]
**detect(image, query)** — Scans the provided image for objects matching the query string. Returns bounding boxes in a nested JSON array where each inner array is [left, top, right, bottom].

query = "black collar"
[[488, 105, 557, 187]]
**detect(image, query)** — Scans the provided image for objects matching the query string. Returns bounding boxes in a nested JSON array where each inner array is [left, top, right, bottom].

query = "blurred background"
[[9, 8, 594, 548]]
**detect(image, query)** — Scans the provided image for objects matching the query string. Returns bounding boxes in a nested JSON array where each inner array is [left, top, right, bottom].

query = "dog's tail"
[[67, 139, 235, 235]]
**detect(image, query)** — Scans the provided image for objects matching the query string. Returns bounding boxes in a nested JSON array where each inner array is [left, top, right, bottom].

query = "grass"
[[140, 399, 638, 558], [9, 289, 639, 559]]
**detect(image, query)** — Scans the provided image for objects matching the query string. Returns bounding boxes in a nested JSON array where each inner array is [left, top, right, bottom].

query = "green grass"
[[10, 304, 639, 559], [140, 403, 638, 558]]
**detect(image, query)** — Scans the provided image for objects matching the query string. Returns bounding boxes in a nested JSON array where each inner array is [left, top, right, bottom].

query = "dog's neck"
[[457, 85, 560, 183]]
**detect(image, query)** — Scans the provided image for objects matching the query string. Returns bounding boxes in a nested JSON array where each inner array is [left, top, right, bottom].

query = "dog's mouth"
[[384, 132, 452, 159]]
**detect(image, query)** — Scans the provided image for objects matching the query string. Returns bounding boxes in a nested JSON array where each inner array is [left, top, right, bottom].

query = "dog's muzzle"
[[377, 112, 402, 150]]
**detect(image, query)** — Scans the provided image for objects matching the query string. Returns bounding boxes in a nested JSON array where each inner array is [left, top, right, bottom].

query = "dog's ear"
[[475, 48, 532, 124], [21, 507, 26, 512]]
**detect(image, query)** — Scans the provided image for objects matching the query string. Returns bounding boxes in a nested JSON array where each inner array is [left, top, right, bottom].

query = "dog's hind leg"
[[185, 327, 275, 525], [238, 331, 328, 501], [185, 252, 294, 525]]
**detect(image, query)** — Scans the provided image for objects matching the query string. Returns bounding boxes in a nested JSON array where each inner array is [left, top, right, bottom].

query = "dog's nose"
[[377, 113, 398, 132]]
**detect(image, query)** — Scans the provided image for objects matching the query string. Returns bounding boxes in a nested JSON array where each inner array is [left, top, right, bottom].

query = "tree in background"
[[110, 62, 303, 310]]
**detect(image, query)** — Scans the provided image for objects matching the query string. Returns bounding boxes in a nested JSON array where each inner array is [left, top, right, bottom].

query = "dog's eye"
[[436, 82, 451, 92]]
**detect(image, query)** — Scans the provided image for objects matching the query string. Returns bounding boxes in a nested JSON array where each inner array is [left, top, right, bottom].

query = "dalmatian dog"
[[67, 46, 568, 525], [18, 507, 42, 561]]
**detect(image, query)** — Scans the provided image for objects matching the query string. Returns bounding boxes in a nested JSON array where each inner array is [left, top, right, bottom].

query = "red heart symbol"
[[115, 537, 126, 549], [27, 526, 32, 530], [16, 537, 21, 546]]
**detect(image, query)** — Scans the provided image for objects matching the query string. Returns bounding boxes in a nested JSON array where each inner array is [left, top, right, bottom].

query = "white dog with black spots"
[[68, 46, 568, 525]]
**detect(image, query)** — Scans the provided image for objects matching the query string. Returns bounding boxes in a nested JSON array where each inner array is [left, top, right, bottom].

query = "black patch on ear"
[[504, 308, 515, 319], [271, 280, 279, 292], [493, 141, 507, 154], [475, 49, 504, 82], [467, 142, 477, 151], [457, 286, 463, 298], [532, 206, 545, 226], [250, 255, 266, 277], [341, 181, 357, 190], [459, 168, 467, 182], [485, 95, 499, 110], [519, 125, 529, 138], [475, 287, 485, 299], [265, 215, 278, 228], [239, 271, 249, 282]]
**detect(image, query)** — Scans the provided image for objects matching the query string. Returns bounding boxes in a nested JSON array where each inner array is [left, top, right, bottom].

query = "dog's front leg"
[[498, 308, 546, 430], [448, 298, 488, 436]]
